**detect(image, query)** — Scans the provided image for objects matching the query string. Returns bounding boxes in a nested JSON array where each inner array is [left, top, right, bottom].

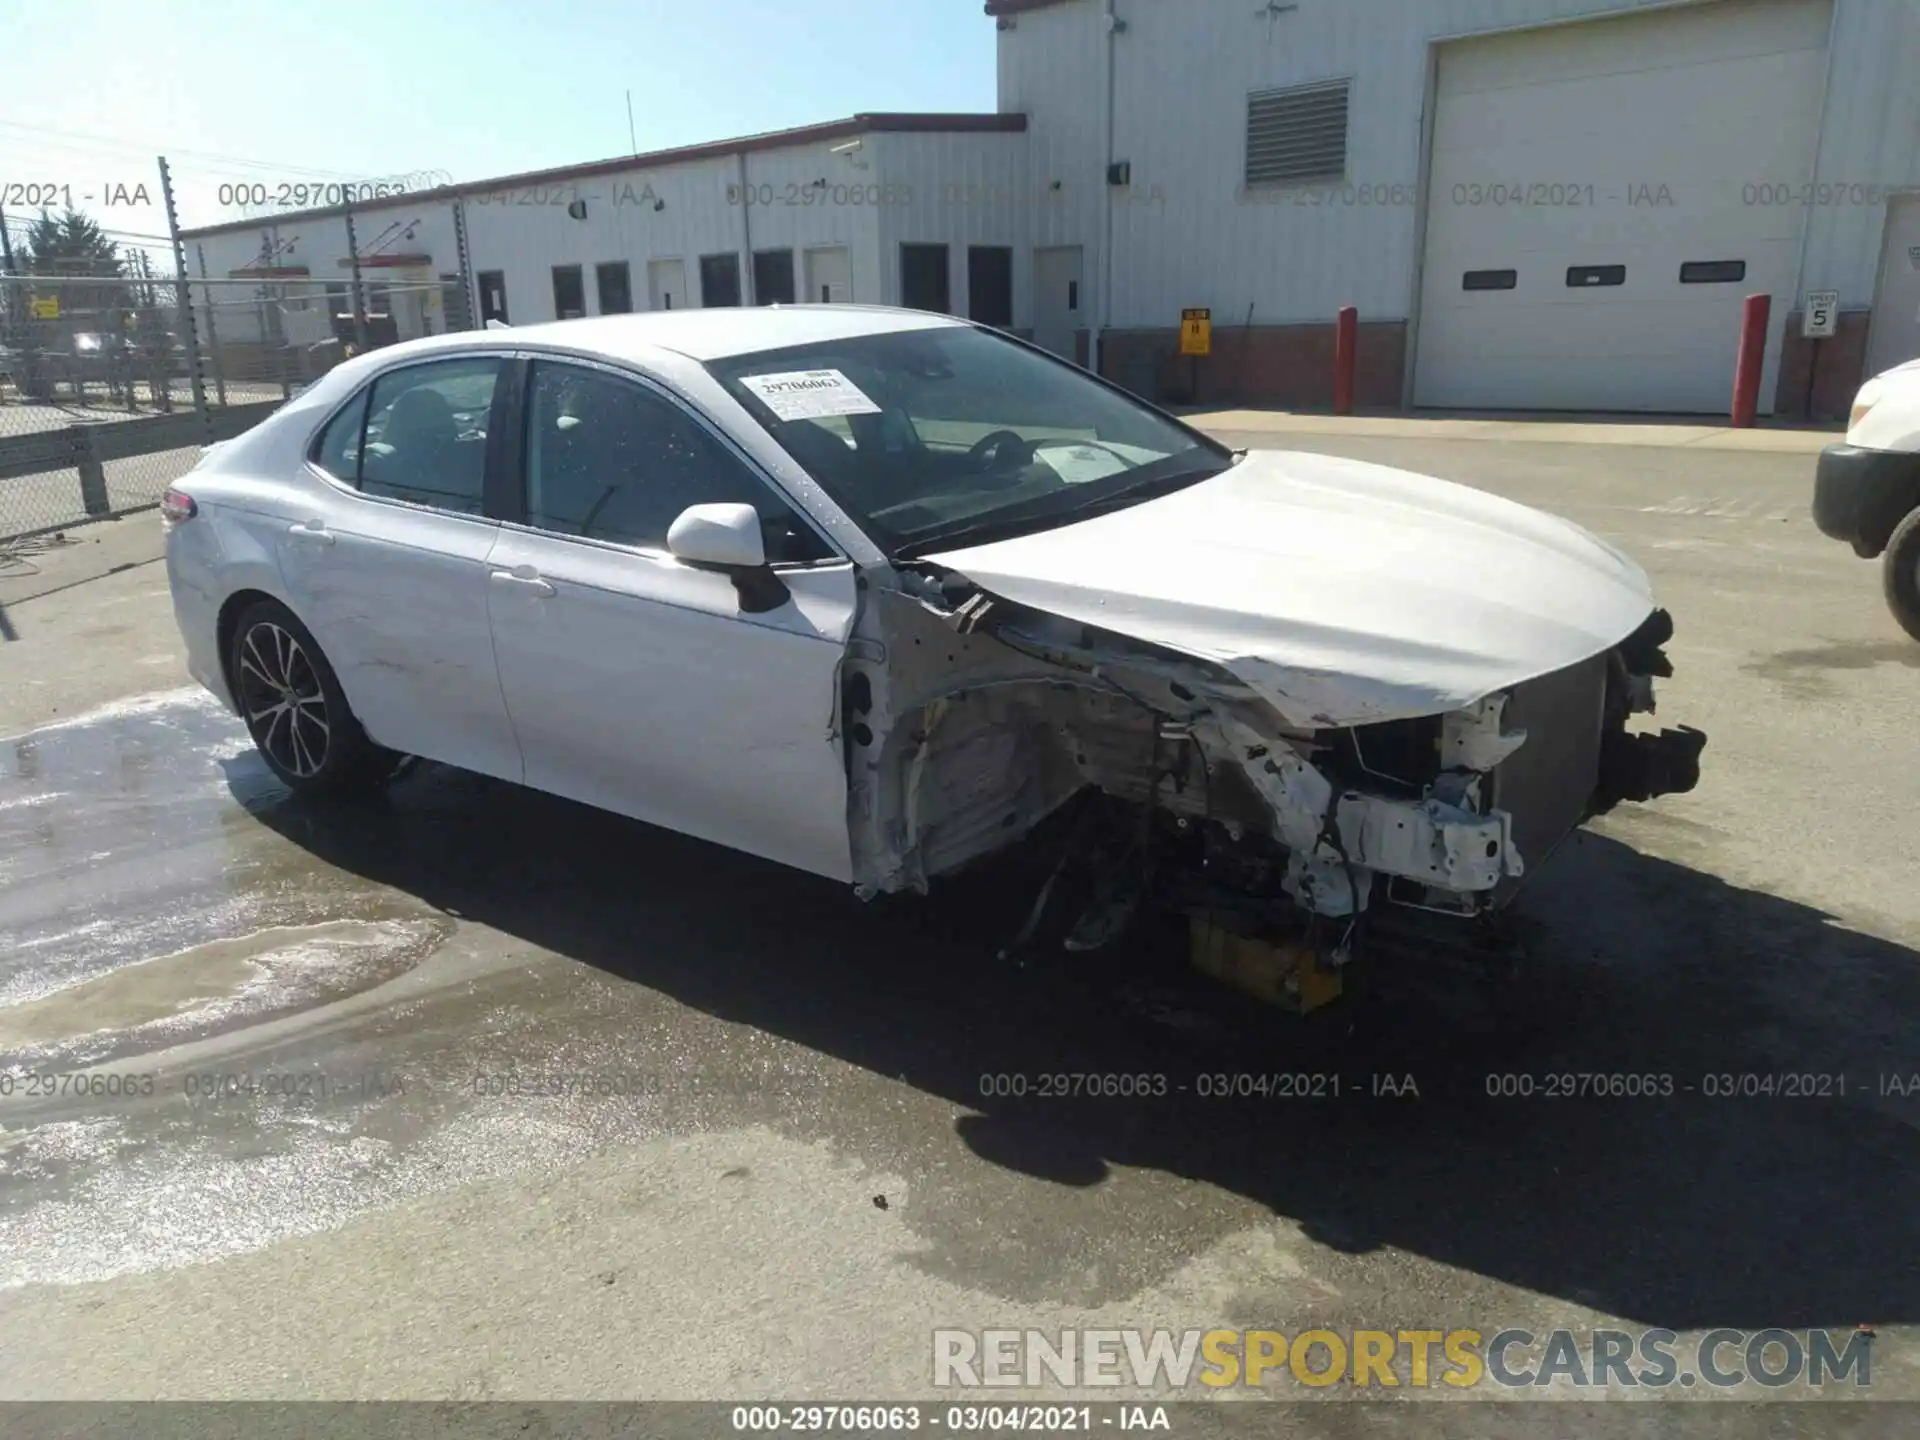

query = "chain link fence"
[[0, 269, 471, 541]]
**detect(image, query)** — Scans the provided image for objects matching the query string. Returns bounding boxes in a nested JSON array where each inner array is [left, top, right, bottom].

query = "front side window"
[[522, 361, 830, 563], [706, 325, 1233, 556], [351, 356, 504, 513]]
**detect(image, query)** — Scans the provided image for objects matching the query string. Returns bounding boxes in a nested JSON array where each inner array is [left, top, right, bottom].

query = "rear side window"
[[312, 389, 369, 481], [357, 357, 505, 513]]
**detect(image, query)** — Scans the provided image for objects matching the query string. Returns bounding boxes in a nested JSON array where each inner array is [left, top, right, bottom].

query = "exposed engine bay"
[[839, 565, 1705, 1005]]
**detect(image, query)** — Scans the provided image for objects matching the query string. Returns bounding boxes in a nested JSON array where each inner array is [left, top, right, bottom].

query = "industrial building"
[[181, 0, 1920, 417]]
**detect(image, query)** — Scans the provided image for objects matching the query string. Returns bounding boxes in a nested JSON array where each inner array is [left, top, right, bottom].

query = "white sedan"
[[164, 305, 1703, 970]]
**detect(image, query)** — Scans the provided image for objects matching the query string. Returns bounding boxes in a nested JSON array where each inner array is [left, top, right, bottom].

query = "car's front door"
[[278, 352, 524, 782], [484, 357, 857, 879]]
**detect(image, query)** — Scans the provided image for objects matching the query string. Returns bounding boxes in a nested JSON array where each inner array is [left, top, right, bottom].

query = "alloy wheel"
[[236, 621, 331, 779]]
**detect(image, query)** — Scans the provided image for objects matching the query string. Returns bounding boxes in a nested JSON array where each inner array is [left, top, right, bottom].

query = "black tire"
[[1884, 506, 1920, 644], [227, 597, 396, 796]]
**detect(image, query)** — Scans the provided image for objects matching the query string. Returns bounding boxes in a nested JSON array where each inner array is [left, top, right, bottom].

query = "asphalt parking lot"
[[1, 418, 1917, 1426]]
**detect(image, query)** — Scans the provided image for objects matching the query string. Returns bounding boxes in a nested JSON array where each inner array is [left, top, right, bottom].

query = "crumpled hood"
[[924, 448, 1655, 728]]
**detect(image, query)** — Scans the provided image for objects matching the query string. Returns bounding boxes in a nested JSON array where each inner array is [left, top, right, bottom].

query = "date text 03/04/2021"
[[728, 1405, 1171, 1433], [973, 1073, 1412, 1100]]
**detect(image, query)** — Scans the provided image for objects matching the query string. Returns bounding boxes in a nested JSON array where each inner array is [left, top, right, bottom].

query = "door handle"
[[287, 520, 335, 546], [490, 569, 555, 597]]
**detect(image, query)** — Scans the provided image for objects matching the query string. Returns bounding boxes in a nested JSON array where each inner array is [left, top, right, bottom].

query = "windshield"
[[706, 325, 1232, 555]]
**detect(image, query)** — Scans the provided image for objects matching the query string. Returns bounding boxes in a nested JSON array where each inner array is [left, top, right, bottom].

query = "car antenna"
[[485, 318, 511, 330]]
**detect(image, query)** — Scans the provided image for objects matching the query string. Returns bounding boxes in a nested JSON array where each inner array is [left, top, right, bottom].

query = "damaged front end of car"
[[841, 568, 1704, 1013]]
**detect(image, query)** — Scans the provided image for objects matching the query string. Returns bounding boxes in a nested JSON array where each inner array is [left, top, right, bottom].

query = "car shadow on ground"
[[242, 759, 1920, 1332]]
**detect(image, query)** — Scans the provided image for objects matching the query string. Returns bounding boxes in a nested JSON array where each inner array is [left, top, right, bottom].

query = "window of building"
[[753, 249, 796, 306], [552, 264, 586, 319], [596, 261, 633, 313], [1567, 265, 1626, 288], [1679, 260, 1746, 284], [477, 270, 508, 325], [901, 244, 951, 313], [355, 357, 505, 514], [521, 361, 829, 561], [1246, 77, 1350, 187], [968, 247, 1014, 328], [700, 253, 742, 308], [1462, 269, 1518, 291]]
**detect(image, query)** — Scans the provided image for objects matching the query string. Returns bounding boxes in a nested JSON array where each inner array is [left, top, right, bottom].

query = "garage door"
[[1413, 0, 1831, 413]]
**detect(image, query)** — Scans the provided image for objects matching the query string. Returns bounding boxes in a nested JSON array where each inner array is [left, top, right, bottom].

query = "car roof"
[[488, 304, 965, 362]]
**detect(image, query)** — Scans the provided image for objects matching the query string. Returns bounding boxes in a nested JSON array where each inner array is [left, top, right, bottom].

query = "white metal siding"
[[1798, 0, 1920, 322], [1001, 0, 1706, 333], [462, 146, 880, 321], [874, 131, 1031, 320], [999, 0, 1918, 355], [994, 0, 1108, 319]]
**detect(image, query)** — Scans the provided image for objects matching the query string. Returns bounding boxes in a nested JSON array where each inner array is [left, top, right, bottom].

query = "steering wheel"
[[968, 429, 1036, 472]]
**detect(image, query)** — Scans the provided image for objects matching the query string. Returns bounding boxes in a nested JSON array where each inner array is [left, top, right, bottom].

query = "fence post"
[[1333, 305, 1358, 416], [1730, 292, 1771, 429], [158, 156, 212, 443], [453, 198, 476, 334], [73, 425, 110, 518], [344, 207, 370, 352], [194, 244, 227, 407]]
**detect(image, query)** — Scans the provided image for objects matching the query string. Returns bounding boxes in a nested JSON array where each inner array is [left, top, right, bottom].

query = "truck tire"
[[1883, 506, 1920, 643]]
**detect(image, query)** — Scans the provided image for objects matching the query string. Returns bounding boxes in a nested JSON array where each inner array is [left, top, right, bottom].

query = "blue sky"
[[0, 0, 999, 264]]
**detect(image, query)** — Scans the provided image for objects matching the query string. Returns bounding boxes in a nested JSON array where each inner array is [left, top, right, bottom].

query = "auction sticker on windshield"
[[741, 369, 883, 421]]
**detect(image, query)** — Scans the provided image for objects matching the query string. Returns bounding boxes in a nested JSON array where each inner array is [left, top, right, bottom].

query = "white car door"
[[278, 352, 524, 782], [484, 357, 857, 879]]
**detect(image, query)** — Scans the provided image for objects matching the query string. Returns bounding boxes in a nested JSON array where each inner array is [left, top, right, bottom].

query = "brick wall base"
[[1098, 321, 1407, 409], [1774, 309, 1871, 422]]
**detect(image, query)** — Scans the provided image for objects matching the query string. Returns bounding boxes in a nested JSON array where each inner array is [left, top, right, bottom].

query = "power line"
[[0, 117, 370, 179], [0, 211, 174, 244]]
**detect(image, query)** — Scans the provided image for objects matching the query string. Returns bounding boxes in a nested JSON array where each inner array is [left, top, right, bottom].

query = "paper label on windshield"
[[740, 369, 882, 421]]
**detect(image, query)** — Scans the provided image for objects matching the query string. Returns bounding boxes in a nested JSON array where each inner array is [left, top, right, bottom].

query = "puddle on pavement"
[[0, 690, 451, 1067]]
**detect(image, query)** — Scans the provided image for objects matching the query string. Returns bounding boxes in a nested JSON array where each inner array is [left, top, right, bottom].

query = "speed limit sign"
[[1803, 290, 1839, 339]]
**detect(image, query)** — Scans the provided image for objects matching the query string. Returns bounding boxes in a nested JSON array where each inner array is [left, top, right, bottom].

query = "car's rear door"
[[484, 355, 857, 879], [278, 351, 524, 782]]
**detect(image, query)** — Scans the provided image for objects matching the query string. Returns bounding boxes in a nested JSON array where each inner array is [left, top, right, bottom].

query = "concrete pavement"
[[1183, 408, 1840, 453]]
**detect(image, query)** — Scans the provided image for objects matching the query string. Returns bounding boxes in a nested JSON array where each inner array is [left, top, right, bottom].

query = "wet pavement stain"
[[0, 690, 451, 1068], [1742, 638, 1920, 700]]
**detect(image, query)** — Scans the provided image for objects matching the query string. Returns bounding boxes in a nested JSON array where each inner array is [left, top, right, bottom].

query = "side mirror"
[[667, 503, 765, 568], [666, 502, 787, 613]]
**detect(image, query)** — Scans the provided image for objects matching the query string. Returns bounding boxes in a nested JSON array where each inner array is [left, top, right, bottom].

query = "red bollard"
[[1730, 292, 1771, 428], [1333, 305, 1358, 416]]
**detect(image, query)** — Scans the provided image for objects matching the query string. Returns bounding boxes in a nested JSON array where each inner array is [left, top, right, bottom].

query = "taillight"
[[160, 487, 198, 525]]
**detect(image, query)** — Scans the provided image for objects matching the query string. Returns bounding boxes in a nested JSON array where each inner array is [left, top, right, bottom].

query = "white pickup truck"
[[1814, 358, 1920, 640]]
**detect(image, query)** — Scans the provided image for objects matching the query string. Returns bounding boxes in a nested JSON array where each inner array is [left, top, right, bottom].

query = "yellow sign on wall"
[[1180, 307, 1212, 357], [29, 297, 59, 320]]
